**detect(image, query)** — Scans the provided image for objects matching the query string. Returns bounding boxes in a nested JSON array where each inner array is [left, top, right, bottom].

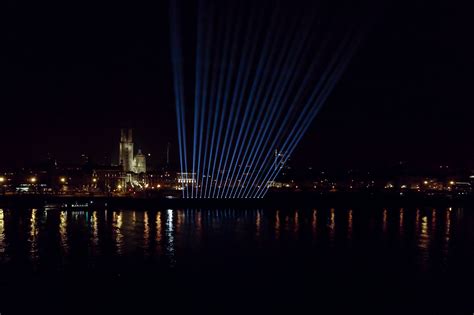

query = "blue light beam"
[[254, 29, 364, 198], [223, 7, 282, 198], [234, 16, 311, 198], [244, 35, 348, 198], [169, 0, 188, 197], [215, 7, 266, 198]]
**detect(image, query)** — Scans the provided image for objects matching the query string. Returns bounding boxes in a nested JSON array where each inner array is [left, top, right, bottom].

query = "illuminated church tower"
[[133, 149, 146, 174], [119, 128, 134, 172]]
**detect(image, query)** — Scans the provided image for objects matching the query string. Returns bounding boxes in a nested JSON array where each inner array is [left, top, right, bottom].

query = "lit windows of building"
[[177, 173, 196, 184]]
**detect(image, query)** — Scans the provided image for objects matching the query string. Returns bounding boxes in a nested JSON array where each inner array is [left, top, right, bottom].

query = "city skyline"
[[0, 1, 473, 313], [1, 0, 472, 171], [0, 124, 472, 174]]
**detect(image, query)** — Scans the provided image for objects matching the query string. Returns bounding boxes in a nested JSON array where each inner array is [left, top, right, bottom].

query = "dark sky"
[[1, 0, 472, 170]]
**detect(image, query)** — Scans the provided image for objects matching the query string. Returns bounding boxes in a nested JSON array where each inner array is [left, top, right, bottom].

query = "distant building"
[[134, 149, 146, 174], [119, 128, 147, 175], [92, 166, 126, 193], [177, 172, 196, 185], [119, 128, 134, 172]]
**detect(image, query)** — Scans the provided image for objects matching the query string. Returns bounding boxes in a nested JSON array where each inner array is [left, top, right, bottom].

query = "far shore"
[[0, 191, 472, 209]]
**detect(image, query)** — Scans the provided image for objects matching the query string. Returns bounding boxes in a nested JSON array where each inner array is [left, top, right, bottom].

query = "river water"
[[0, 206, 472, 314]]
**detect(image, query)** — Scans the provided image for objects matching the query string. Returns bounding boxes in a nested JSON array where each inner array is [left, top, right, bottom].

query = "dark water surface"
[[0, 206, 473, 314]]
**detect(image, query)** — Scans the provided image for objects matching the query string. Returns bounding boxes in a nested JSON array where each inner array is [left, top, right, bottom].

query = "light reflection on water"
[[0, 209, 5, 255], [0, 207, 469, 272], [312, 209, 318, 239], [275, 210, 280, 240], [443, 209, 451, 266], [382, 209, 388, 234], [418, 214, 430, 268], [113, 211, 123, 255], [294, 210, 299, 237], [166, 209, 175, 267], [60, 210, 68, 255], [91, 211, 99, 253], [29, 209, 39, 263], [156, 211, 162, 256], [143, 211, 149, 256], [399, 208, 404, 237], [328, 208, 335, 244], [256, 210, 261, 238], [347, 209, 352, 241]]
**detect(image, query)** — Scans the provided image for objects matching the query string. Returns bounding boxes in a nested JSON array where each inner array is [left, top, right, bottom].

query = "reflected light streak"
[[275, 210, 280, 240], [418, 213, 430, 269], [30, 209, 39, 262], [329, 208, 335, 243], [166, 209, 176, 267], [382, 208, 387, 234], [176, 210, 185, 235], [399, 208, 404, 237], [255, 210, 261, 239], [442, 209, 451, 265], [156, 211, 163, 255], [420, 215, 429, 247], [0, 209, 5, 255], [144, 211, 150, 253], [113, 212, 123, 255], [60, 211, 69, 255], [294, 210, 299, 236], [445, 209, 451, 242], [312, 209, 317, 238], [347, 209, 353, 241], [196, 210, 202, 239], [91, 211, 99, 250]]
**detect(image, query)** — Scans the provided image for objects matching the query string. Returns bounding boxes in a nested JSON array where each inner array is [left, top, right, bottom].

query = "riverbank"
[[0, 191, 472, 209]]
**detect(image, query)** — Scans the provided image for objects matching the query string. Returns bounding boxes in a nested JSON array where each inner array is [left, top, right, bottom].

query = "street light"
[[60, 177, 66, 183], [92, 178, 97, 183], [30, 177, 37, 183], [0, 177, 5, 183]]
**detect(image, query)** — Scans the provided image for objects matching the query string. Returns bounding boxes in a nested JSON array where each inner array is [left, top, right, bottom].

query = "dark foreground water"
[[0, 206, 473, 314]]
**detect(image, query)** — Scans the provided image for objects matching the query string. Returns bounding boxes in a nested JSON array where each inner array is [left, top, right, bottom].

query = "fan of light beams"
[[169, 0, 370, 198]]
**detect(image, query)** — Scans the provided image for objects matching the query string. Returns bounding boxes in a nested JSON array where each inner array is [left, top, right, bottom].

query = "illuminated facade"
[[133, 149, 146, 174], [118, 129, 148, 189], [177, 172, 196, 184], [119, 129, 134, 172], [119, 128, 147, 175]]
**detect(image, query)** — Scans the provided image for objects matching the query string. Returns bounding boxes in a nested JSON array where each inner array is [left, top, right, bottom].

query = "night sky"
[[1, 0, 471, 170]]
